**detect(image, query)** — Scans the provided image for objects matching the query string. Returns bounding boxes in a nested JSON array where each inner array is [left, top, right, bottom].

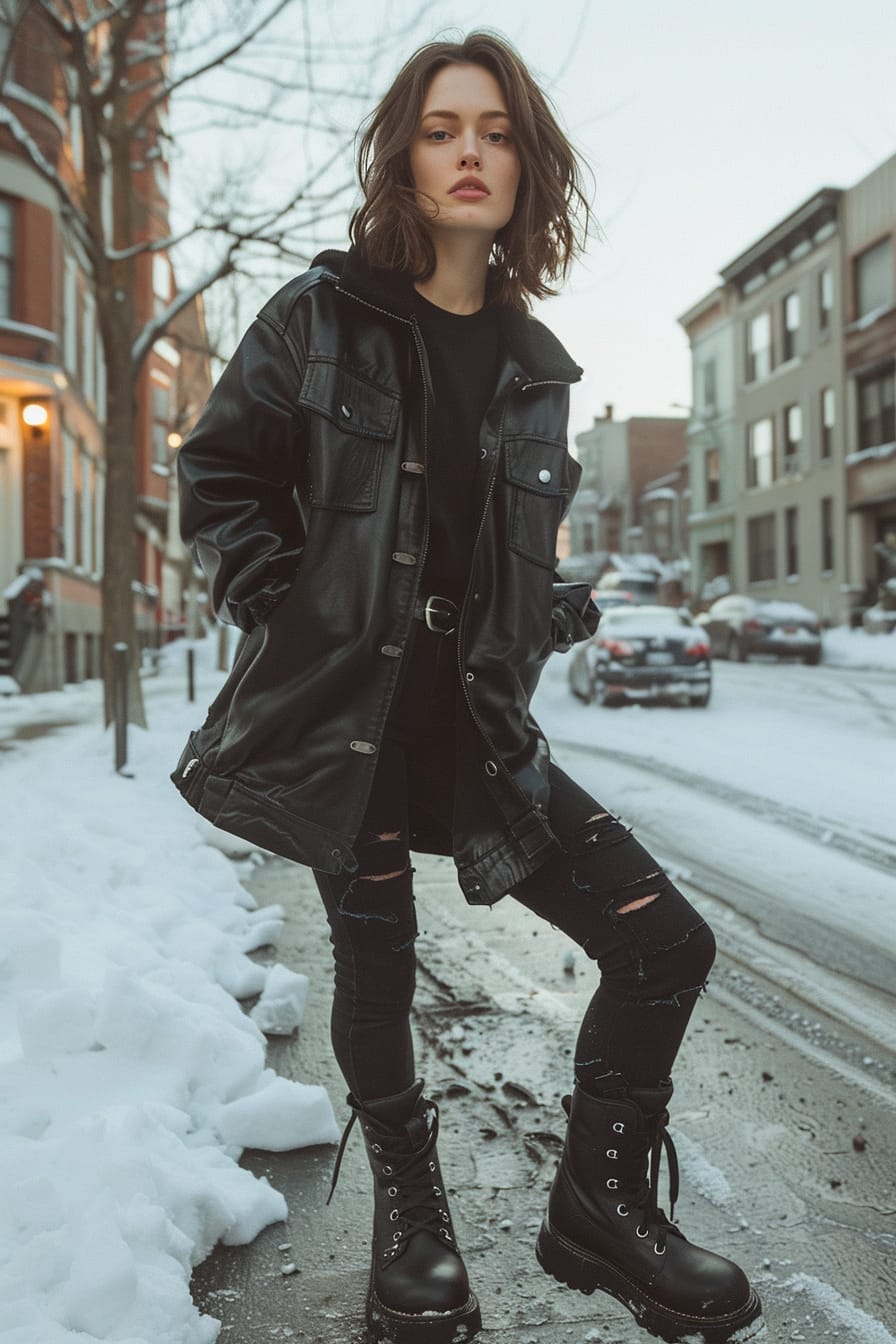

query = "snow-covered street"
[[0, 629, 894, 1343]]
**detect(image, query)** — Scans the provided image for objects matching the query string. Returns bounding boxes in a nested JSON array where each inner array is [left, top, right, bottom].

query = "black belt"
[[412, 594, 459, 635]]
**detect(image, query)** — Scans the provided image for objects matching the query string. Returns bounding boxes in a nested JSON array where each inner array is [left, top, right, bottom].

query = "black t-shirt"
[[412, 290, 501, 606]]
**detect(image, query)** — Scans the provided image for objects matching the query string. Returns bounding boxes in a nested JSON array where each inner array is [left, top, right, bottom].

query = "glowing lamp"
[[167, 431, 183, 449], [22, 403, 49, 428]]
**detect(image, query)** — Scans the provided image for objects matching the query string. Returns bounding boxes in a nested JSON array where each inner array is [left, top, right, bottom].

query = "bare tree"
[[1, 0, 421, 723]]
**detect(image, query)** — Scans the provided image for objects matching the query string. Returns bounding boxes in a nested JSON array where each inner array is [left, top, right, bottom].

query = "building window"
[[782, 291, 800, 361], [747, 418, 774, 489], [854, 238, 893, 321], [0, 198, 13, 320], [818, 267, 833, 333], [820, 387, 835, 460], [747, 513, 776, 583], [63, 255, 78, 374], [80, 448, 94, 573], [63, 431, 76, 565], [151, 377, 172, 466], [582, 518, 596, 552], [821, 496, 834, 572], [746, 311, 771, 382], [705, 446, 720, 505], [785, 506, 798, 577], [857, 367, 896, 450], [782, 404, 802, 474], [702, 359, 717, 414]]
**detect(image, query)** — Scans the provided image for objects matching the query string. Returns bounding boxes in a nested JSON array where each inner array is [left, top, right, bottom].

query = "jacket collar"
[[312, 246, 582, 387]]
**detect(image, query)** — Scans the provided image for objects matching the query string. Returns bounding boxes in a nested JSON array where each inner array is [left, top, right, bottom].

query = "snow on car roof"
[[757, 600, 819, 621]]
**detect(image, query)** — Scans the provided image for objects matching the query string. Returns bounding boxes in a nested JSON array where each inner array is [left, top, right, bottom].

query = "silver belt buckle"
[[424, 594, 458, 634]]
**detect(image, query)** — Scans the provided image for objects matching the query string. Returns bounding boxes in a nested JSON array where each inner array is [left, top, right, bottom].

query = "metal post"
[[187, 644, 195, 703], [113, 642, 128, 772]]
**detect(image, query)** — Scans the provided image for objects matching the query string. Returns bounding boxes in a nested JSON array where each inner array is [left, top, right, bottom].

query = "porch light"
[[22, 402, 49, 428]]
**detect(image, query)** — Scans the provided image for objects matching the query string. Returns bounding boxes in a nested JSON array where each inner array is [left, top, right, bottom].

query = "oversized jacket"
[[171, 247, 600, 905]]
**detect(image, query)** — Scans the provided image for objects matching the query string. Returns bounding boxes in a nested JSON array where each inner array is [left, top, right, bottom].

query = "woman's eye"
[[485, 131, 509, 144], [427, 130, 451, 142]]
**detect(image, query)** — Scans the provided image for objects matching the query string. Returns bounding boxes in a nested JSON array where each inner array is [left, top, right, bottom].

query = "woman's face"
[[409, 62, 521, 240]]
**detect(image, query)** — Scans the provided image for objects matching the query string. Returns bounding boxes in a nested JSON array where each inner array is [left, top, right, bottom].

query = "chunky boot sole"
[[366, 1286, 482, 1344], [536, 1218, 765, 1344]]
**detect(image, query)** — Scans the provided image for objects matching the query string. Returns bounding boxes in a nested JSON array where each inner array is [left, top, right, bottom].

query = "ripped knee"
[[360, 864, 409, 883], [617, 892, 659, 914]]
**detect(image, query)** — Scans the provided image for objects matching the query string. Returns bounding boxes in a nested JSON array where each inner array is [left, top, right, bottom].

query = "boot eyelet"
[[393, 1232, 401, 1242], [613, 1122, 625, 1133], [387, 1186, 398, 1197], [441, 1211, 449, 1221], [440, 1229, 451, 1239], [371, 1144, 382, 1153], [382, 1165, 393, 1175], [433, 1186, 442, 1196], [636, 1226, 649, 1238], [653, 1243, 666, 1255], [606, 1149, 618, 1159], [606, 1179, 618, 1190], [389, 1210, 399, 1221], [429, 1162, 436, 1172], [617, 1203, 629, 1217]]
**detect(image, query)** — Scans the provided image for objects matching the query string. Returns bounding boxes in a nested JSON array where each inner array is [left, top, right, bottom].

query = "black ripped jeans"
[[312, 621, 716, 1104]]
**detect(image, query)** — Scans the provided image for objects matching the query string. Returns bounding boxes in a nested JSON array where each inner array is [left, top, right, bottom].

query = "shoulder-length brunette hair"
[[350, 32, 591, 310]]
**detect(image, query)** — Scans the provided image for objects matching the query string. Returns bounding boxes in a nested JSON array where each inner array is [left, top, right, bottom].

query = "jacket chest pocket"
[[298, 358, 400, 512], [502, 438, 570, 570]]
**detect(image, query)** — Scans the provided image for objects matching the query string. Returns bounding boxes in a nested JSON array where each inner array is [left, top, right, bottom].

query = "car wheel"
[[594, 678, 623, 708], [690, 689, 711, 708], [728, 633, 746, 662]]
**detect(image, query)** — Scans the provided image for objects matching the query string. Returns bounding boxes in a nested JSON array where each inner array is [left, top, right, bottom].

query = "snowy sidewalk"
[[0, 640, 340, 1344]]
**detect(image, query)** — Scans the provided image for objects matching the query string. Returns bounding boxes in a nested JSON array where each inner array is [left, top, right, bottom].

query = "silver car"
[[569, 605, 712, 708]]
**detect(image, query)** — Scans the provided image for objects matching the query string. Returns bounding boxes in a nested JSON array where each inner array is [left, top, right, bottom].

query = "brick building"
[[0, 3, 209, 691], [564, 407, 688, 585]]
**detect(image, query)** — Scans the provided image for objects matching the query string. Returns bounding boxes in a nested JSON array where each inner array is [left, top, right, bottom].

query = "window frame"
[[746, 417, 775, 489], [0, 195, 13, 321], [747, 512, 776, 584]]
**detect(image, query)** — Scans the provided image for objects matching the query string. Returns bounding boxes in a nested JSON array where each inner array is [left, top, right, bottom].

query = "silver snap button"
[[392, 552, 417, 565], [465, 671, 474, 682], [400, 461, 424, 474], [340, 402, 352, 418], [538, 468, 552, 483], [485, 760, 498, 776], [381, 645, 402, 657], [350, 740, 377, 754]]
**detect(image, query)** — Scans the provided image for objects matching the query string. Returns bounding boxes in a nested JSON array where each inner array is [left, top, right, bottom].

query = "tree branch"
[[132, 244, 238, 368], [128, 0, 294, 131]]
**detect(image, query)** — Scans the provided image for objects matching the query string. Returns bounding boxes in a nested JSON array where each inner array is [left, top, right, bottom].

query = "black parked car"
[[569, 605, 712, 707], [696, 595, 822, 665]]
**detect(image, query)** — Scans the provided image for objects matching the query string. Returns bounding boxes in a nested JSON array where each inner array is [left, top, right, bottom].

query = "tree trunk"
[[102, 343, 146, 728]]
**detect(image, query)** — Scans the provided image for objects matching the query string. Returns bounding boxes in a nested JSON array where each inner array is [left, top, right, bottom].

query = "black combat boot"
[[328, 1080, 481, 1344], [536, 1081, 764, 1343]]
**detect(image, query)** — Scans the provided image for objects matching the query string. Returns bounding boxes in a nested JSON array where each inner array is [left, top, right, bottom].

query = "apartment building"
[[677, 285, 738, 601], [841, 151, 896, 609], [0, 4, 207, 690], [566, 408, 687, 583], [719, 188, 847, 623]]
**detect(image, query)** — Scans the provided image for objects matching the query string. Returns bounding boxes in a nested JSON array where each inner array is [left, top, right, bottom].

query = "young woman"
[[173, 32, 763, 1344]]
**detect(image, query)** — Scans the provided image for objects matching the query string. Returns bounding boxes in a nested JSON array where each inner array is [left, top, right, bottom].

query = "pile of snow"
[[822, 625, 896, 670], [0, 635, 338, 1344]]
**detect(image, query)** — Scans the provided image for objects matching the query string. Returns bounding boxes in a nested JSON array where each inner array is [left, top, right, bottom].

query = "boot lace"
[[326, 1109, 454, 1261], [614, 1109, 680, 1253]]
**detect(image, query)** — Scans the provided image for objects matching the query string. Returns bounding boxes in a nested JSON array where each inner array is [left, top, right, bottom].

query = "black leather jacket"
[[172, 248, 599, 904]]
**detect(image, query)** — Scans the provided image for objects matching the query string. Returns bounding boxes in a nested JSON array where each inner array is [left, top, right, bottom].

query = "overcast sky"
[[176, 1, 896, 441], [459, 0, 896, 438]]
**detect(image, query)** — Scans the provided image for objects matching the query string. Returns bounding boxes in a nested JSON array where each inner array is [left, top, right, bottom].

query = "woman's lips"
[[450, 186, 489, 200]]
